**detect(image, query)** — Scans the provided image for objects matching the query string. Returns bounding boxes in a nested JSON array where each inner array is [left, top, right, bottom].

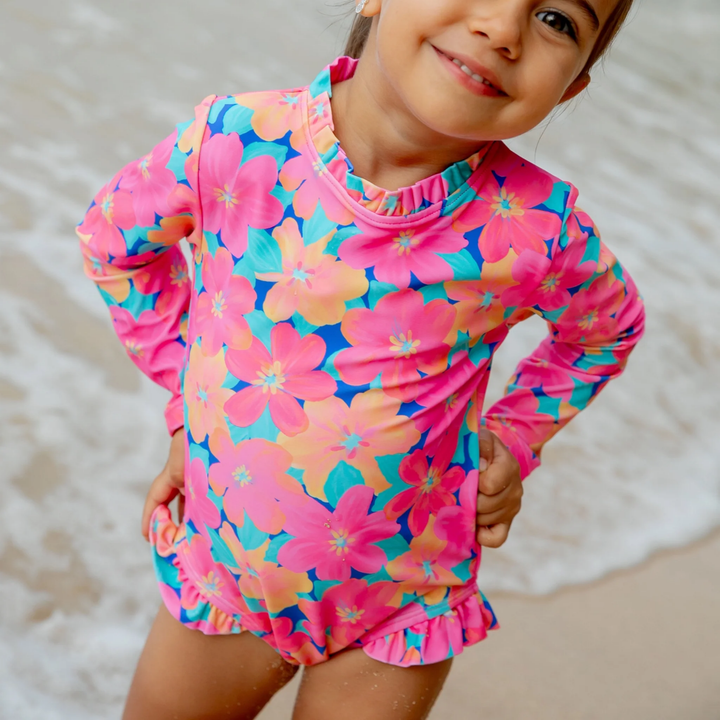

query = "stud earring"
[[355, 0, 369, 14]]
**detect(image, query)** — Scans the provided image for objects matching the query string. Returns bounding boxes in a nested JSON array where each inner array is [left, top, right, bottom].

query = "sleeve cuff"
[[164, 394, 185, 437], [480, 416, 540, 481]]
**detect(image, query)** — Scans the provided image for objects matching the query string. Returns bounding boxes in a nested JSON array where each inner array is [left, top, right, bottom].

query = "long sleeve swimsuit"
[[77, 55, 646, 667]]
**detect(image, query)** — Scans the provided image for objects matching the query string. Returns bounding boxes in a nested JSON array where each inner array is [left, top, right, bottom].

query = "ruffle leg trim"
[[360, 589, 500, 667], [149, 505, 243, 636]]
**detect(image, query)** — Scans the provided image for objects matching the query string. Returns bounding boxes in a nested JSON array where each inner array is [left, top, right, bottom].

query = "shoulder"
[[483, 142, 579, 212], [192, 83, 308, 143], [450, 142, 582, 260]]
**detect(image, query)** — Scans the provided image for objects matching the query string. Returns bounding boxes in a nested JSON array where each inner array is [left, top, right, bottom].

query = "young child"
[[77, 1, 645, 718]]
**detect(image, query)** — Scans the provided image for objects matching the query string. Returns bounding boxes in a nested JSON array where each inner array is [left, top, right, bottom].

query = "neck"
[[329, 38, 490, 192]]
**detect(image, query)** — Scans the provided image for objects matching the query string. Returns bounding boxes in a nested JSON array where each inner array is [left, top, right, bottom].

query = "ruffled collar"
[[304, 55, 495, 218]]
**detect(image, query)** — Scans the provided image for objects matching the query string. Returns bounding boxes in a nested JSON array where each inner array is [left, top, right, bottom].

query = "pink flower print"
[[131, 249, 189, 297], [184, 343, 234, 443], [218, 524, 313, 613], [484, 387, 555, 457], [195, 247, 256, 356], [266, 616, 329, 666], [385, 517, 458, 604], [224, 323, 337, 437], [175, 99, 213, 160], [277, 485, 400, 582], [194, 603, 239, 636], [435, 469, 479, 563], [597, 240, 618, 277], [185, 457, 222, 537], [150, 504, 184, 559], [554, 272, 624, 344], [120, 131, 178, 227], [420, 407, 468, 464], [147, 215, 196, 248], [79, 172, 136, 260], [256, 218, 368, 327], [179, 532, 247, 617], [514, 340, 577, 401], [208, 431, 305, 535], [278, 153, 355, 226], [131, 250, 191, 334], [385, 449, 465, 537], [109, 306, 185, 389], [453, 161, 561, 263], [612, 269, 645, 361], [500, 240, 596, 312], [298, 579, 397, 652], [77, 238, 131, 302], [412, 611, 465, 665], [338, 215, 466, 289], [200, 132, 284, 258], [411, 351, 479, 444], [336, 289, 456, 403], [277, 390, 421, 500], [167, 259, 191, 289], [445, 275, 511, 345], [353, 184, 412, 216], [237, 91, 305, 141]]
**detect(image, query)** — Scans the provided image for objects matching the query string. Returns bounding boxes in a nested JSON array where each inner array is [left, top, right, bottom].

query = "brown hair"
[[342, 1, 634, 79]]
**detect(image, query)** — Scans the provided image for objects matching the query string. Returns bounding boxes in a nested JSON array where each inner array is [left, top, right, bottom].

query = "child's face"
[[367, 0, 618, 141]]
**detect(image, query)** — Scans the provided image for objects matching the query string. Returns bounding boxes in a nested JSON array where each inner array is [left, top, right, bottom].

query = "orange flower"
[[257, 218, 368, 326], [219, 524, 312, 613], [277, 389, 420, 500], [185, 343, 233, 443]]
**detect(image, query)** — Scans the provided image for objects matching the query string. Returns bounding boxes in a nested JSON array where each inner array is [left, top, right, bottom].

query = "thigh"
[[123, 604, 299, 720], [292, 648, 453, 720]]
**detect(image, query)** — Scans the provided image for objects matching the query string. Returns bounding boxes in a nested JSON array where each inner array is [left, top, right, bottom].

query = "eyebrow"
[[569, 0, 601, 32]]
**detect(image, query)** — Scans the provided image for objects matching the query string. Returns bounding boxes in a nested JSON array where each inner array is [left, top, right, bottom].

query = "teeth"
[[451, 57, 494, 88]]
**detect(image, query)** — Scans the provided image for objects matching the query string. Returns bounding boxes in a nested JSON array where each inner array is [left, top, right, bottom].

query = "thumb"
[[479, 428, 495, 473]]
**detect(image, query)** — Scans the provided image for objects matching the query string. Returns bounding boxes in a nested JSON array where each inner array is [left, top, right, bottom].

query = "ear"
[[559, 72, 591, 104], [357, 0, 382, 17]]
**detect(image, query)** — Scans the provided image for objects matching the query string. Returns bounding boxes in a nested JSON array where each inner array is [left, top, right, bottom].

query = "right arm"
[[76, 95, 215, 436]]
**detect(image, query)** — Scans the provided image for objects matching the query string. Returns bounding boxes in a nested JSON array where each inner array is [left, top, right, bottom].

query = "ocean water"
[[0, 0, 718, 716]]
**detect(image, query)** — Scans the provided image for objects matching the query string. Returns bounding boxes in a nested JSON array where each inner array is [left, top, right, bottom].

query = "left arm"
[[476, 195, 646, 546], [481, 200, 646, 481]]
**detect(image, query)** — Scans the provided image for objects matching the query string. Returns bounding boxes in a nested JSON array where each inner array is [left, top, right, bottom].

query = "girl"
[[77, 0, 646, 718]]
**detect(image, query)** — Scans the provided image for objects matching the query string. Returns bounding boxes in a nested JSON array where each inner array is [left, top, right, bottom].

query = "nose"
[[468, 1, 523, 60]]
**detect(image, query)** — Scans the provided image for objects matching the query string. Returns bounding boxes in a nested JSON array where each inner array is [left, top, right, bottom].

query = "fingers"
[[478, 428, 495, 472], [476, 503, 519, 528], [141, 470, 180, 541], [176, 492, 186, 526], [478, 434, 521, 497], [142, 430, 187, 541], [476, 430, 523, 549], [476, 523, 511, 548], [168, 427, 186, 479], [477, 478, 523, 515]]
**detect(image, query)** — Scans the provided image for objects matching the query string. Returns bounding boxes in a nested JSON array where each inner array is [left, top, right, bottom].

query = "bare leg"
[[292, 648, 453, 720], [123, 604, 299, 720]]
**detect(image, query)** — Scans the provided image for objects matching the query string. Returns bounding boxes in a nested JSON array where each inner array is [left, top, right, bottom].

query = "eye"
[[537, 10, 578, 40]]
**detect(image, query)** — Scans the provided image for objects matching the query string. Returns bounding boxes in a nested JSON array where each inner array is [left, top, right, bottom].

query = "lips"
[[433, 46, 507, 96]]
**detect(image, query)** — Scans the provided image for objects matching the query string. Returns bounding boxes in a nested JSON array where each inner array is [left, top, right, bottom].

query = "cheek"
[[510, 68, 575, 125], [519, 44, 584, 107]]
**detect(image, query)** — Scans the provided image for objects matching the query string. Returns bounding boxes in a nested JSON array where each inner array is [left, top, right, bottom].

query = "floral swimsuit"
[[77, 55, 645, 667]]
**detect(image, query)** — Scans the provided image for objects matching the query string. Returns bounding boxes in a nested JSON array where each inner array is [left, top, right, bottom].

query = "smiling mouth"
[[435, 48, 507, 96]]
